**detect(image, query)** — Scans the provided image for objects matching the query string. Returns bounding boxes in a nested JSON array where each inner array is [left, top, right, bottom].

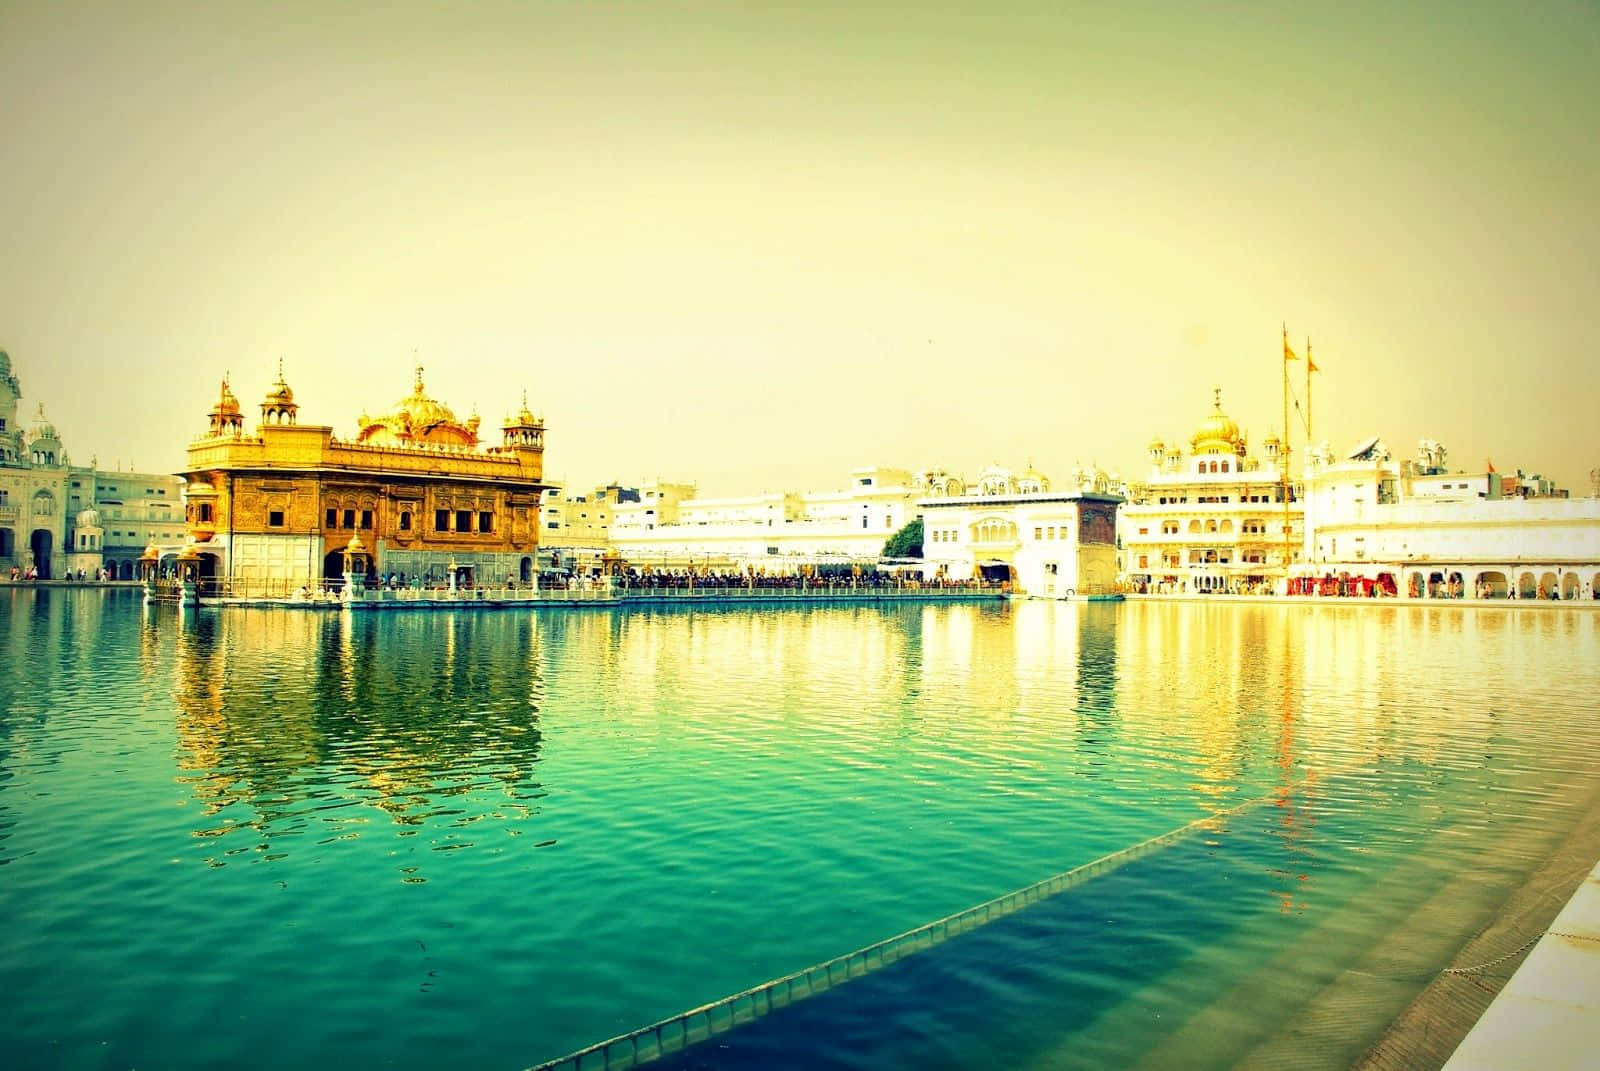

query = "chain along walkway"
[[1440, 854, 1600, 1071], [523, 792, 1281, 1071]]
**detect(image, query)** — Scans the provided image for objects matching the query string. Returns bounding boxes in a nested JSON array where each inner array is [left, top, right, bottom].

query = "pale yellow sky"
[[2, 1, 1596, 494]]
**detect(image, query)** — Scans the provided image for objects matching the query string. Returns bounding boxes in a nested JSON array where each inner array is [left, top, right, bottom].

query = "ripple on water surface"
[[1, 593, 1597, 1070]]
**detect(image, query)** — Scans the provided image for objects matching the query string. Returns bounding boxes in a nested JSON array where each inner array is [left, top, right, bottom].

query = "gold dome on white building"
[[1190, 389, 1246, 457]]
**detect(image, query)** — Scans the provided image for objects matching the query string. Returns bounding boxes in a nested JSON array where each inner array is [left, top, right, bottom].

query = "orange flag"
[[1283, 324, 1298, 362], [1307, 338, 1319, 373]]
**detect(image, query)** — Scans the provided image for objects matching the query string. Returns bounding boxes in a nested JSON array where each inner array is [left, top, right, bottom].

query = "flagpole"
[[1282, 324, 1291, 583], [1306, 337, 1313, 445]]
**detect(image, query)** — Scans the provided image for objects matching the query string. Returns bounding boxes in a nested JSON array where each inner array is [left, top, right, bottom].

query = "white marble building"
[[1302, 437, 1600, 600], [0, 350, 186, 579], [1117, 390, 1302, 593], [921, 465, 1123, 596], [607, 467, 926, 564]]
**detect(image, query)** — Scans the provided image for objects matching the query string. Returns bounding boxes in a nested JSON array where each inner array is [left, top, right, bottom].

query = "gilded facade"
[[182, 366, 547, 593]]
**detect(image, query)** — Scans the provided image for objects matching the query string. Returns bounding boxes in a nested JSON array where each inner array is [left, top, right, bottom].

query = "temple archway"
[[1561, 572, 1580, 600], [196, 552, 221, 596], [977, 561, 1013, 584], [323, 549, 345, 587], [1474, 570, 1508, 599], [29, 528, 52, 579]]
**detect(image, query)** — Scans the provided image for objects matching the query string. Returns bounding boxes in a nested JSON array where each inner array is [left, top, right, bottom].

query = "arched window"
[[399, 511, 412, 531], [1221, 460, 1230, 473]]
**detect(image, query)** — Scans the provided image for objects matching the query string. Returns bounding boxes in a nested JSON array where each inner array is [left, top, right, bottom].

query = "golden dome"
[[264, 363, 294, 406], [1190, 389, 1244, 455], [29, 403, 60, 444], [211, 377, 241, 416], [357, 364, 479, 447]]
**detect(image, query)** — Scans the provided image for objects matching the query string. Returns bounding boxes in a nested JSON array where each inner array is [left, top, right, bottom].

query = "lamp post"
[[139, 542, 162, 605], [342, 534, 368, 601]]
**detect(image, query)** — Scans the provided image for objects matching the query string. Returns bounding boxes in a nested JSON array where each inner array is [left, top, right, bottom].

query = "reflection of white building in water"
[[0, 349, 187, 579], [1302, 437, 1600, 600], [1117, 390, 1302, 593]]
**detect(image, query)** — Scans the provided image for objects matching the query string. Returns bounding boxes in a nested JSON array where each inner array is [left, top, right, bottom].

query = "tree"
[[882, 518, 923, 558]]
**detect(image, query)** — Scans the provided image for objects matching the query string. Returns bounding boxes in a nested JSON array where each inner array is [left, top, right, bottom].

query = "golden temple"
[[181, 364, 548, 593]]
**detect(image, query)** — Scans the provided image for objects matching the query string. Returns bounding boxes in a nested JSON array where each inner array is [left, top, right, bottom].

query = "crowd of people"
[[6, 565, 119, 583], [609, 568, 981, 591], [1286, 575, 1400, 598]]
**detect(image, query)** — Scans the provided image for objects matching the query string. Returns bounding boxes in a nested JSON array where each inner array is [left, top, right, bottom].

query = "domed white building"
[[1118, 390, 1301, 594], [0, 348, 187, 580]]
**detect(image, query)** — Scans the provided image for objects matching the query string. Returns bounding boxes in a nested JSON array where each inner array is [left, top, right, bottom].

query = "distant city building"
[[0, 349, 186, 579], [1117, 390, 1301, 593], [1302, 437, 1600, 599], [180, 365, 548, 592], [607, 467, 926, 563], [540, 481, 639, 574]]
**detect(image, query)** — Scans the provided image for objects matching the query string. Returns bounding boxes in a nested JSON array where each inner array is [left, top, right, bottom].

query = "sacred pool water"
[[2, 590, 1597, 1070]]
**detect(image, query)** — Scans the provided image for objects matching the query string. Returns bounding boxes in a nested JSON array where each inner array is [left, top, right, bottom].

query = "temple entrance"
[[0, 528, 12, 560], [29, 529, 52, 579], [323, 549, 345, 589], [197, 552, 220, 596], [520, 556, 534, 584], [977, 561, 1013, 585]]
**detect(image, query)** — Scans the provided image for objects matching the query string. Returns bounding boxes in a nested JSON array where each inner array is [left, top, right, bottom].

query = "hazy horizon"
[[3, 1, 1596, 496]]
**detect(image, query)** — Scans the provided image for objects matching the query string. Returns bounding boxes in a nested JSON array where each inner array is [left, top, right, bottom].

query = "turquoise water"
[[2, 591, 1597, 1070]]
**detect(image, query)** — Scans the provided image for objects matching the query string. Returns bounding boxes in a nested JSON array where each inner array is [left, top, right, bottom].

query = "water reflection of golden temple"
[[181, 364, 548, 593]]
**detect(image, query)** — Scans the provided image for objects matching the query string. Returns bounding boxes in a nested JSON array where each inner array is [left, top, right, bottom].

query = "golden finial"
[[413, 352, 424, 393], [1213, 386, 1222, 410]]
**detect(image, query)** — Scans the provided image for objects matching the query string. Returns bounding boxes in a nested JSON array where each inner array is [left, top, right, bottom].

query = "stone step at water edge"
[[1054, 772, 1600, 1071], [1352, 774, 1600, 1071]]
